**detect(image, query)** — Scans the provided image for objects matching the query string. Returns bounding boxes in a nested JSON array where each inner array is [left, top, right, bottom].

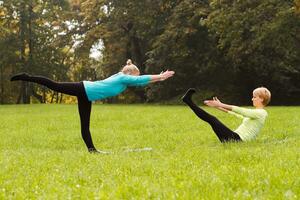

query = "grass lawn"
[[0, 104, 299, 199]]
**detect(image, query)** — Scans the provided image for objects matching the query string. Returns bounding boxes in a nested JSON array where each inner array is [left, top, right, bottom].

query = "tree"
[[146, 0, 215, 101], [1, 0, 75, 103], [206, 0, 300, 104], [74, 0, 181, 102]]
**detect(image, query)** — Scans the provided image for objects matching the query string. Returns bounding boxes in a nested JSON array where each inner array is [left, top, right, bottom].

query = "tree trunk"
[[31, 85, 43, 103], [59, 94, 63, 103], [19, 2, 30, 104], [0, 65, 4, 104], [43, 87, 46, 103], [130, 35, 144, 72], [122, 22, 147, 102], [25, 2, 34, 103], [0, 65, 3, 104], [50, 92, 55, 103], [130, 35, 147, 101], [122, 22, 146, 72], [56, 92, 59, 103]]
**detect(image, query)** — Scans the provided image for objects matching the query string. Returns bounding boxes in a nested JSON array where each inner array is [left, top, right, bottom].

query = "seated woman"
[[182, 87, 271, 142], [11, 59, 175, 153]]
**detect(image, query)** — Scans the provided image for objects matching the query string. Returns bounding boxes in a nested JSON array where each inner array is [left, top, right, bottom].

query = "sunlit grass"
[[0, 104, 299, 199]]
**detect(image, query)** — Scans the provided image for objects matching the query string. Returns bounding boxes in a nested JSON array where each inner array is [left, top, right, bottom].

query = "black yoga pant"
[[185, 99, 242, 142], [22, 75, 96, 150]]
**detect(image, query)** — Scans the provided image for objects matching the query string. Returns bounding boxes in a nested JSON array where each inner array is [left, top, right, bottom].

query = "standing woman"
[[11, 59, 175, 153]]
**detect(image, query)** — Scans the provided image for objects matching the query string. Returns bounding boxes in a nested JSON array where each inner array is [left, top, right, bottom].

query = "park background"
[[1, 0, 299, 105], [1, 1, 300, 199]]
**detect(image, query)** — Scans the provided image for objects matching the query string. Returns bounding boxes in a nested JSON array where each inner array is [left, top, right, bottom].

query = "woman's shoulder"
[[257, 108, 268, 117], [261, 108, 268, 115]]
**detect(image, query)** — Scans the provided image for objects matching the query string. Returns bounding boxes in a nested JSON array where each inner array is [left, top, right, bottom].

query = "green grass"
[[0, 104, 299, 199]]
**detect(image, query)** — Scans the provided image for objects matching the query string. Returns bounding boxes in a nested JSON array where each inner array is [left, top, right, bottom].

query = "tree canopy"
[[1, 0, 299, 104]]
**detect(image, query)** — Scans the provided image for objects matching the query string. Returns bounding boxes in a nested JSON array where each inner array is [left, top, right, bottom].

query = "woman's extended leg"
[[11, 73, 81, 96], [182, 88, 241, 142]]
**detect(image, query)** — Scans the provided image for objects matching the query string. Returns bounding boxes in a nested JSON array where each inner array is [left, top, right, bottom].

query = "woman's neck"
[[255, 105, 265, 109]]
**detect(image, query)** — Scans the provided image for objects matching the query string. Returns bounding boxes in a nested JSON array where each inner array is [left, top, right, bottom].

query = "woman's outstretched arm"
[[204, 97, 264, 119], [121, 70, 175, 87], [204, 97, 234, 111], [149, 70, 175, 83]]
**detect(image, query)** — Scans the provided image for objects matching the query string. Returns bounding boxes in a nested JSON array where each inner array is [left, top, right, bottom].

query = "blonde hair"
[[253, 87, 271, 106], [126, 59, 133, 65], [121, 59, 140, 75]]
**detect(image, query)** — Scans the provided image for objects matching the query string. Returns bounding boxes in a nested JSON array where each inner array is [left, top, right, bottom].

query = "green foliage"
[[0, 0, 300, 104], [1, 0, 76, 103], [206, 0, 300, 104], [146, 0, 214, 101], [0, 105, 299, 198]]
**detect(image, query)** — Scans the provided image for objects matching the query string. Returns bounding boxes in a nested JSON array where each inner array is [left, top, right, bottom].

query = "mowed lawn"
[[0, 104, 299, 199]]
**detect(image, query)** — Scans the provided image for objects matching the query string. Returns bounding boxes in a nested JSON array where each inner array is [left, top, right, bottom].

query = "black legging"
[[20, 75, 96, 151], [184, 99, 241, 142]]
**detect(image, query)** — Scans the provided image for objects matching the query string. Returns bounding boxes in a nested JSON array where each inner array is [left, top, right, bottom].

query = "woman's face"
[[252, 92, 263, 107]]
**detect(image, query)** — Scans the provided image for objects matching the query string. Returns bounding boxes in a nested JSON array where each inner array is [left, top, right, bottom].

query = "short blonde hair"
[[253, 87, 271, 106], [121, 59, 140, 75]]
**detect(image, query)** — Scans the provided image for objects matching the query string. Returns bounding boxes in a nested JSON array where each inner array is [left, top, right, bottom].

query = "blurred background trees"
[[1, 0, 299, 104]]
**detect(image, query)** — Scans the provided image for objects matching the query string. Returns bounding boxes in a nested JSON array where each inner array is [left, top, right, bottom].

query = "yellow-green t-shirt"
[[228, 106, 268, 141]]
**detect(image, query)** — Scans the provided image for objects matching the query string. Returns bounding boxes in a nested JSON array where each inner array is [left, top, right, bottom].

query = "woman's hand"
[[204, 97, 222, 107], [159, 70, 175, 81], [204, 100, 218, 107], [149, 70, 175, 83], [213, 97, 222, 104], [204, 97, 233, 112]]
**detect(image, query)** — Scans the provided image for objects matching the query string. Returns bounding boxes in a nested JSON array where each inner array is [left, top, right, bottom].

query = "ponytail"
[[126, 59, 132, 65]]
